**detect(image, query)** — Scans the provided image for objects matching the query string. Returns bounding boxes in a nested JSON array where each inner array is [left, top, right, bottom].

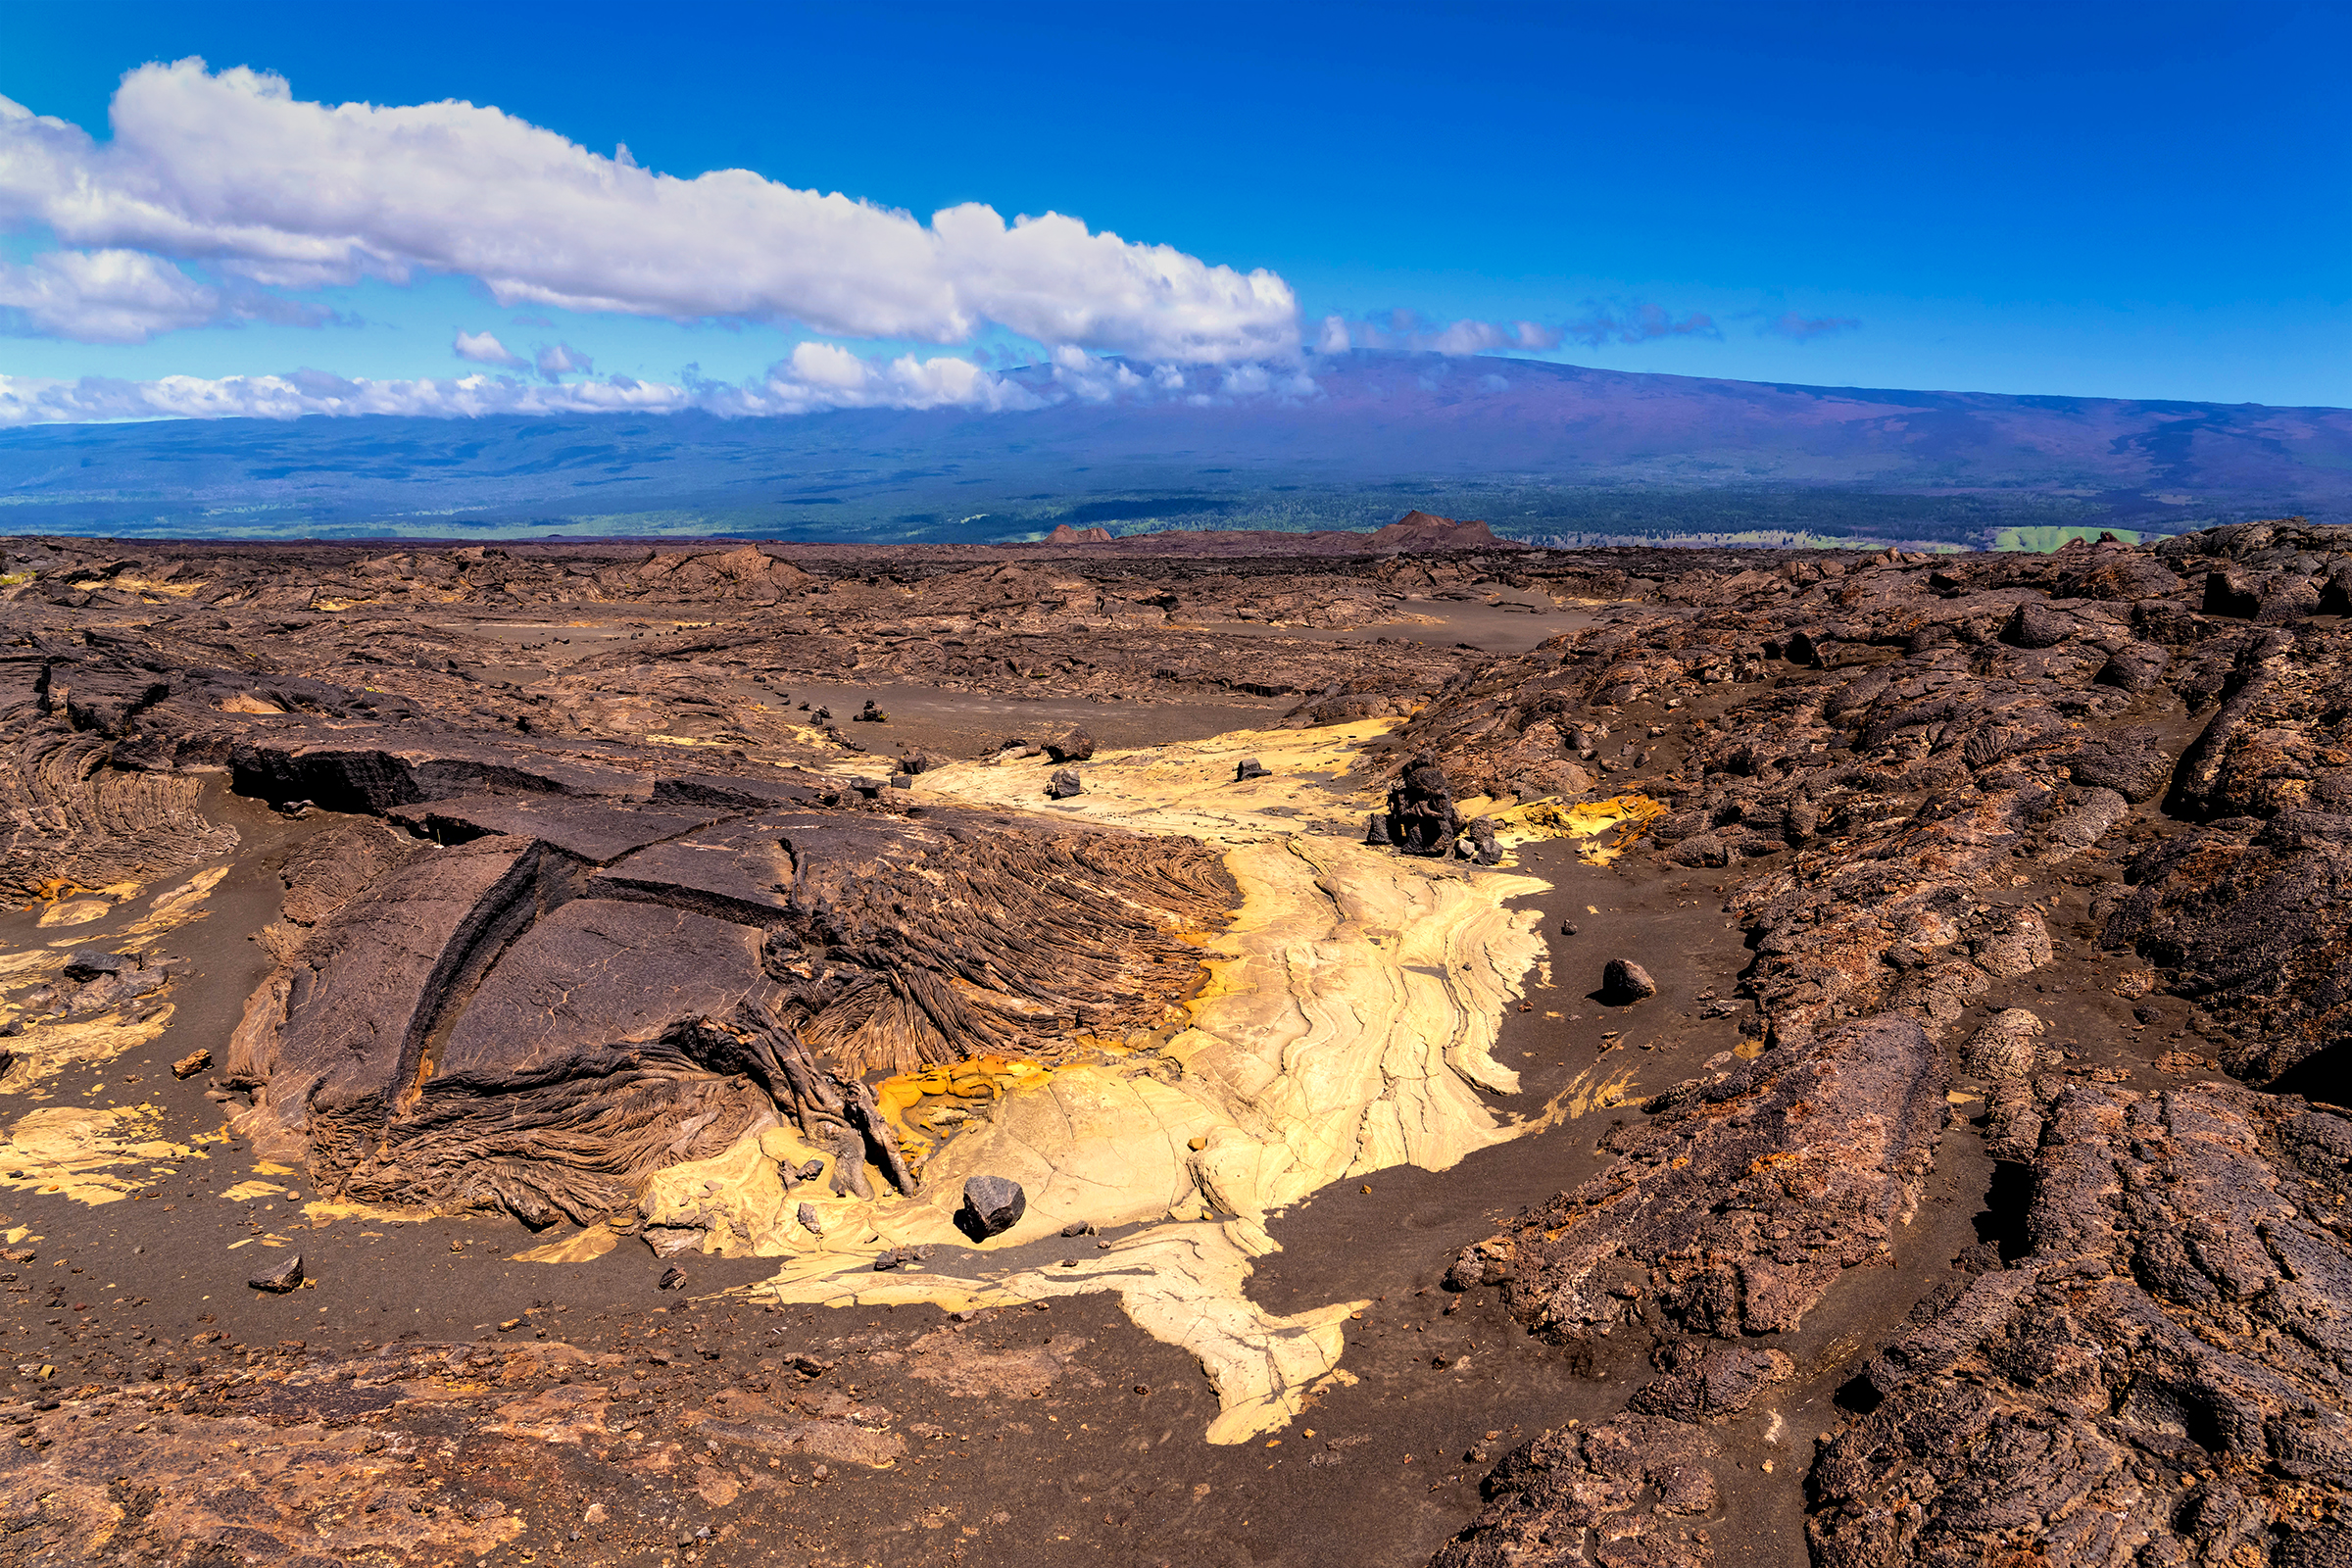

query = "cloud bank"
[[0, 342, 1056, 427], [0, 60, 1298, 364]]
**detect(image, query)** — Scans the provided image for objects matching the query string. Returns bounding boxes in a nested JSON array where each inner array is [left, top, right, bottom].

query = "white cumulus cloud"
[[0, 248, 222, 343], [0, 61, 1299, 364], [534, 341, 592, 381], [452, 328, 523, 368], [704, 343, 1044, 416]]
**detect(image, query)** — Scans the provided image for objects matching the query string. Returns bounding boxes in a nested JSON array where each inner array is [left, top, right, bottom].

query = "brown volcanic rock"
[[15, 521, 2352, 1559], [583, 812, 799, 923], [1432, 1414, 1724, 1568], [2103, 810, 2352, 1087], [384, 793, 730, 862], [226, 834, 545, 1167], [1464, 1015, 1944, 1344], [1810, 1082, 2352, 1568], [435, 899, 766, 1077]]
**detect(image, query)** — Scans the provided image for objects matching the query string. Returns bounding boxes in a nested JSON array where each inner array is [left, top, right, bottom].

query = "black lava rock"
[[1603, 957, 1658, 1003], [958, 1175, 1027, 1241]]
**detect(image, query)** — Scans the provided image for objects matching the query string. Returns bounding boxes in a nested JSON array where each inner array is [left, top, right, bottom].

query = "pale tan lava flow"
[[632, 721, 1592, 1444]]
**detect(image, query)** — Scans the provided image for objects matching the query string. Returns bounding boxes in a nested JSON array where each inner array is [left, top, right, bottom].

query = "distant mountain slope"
[[1, 352, 2343, 545]]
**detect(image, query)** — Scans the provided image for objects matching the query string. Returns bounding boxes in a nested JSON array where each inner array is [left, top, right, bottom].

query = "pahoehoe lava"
[[1, 516, 2348, 1567]]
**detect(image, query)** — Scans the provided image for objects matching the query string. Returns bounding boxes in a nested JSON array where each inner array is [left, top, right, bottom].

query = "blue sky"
[[1, 0, 2346, 416]]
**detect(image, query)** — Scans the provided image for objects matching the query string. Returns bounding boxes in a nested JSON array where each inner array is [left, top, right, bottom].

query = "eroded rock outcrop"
[[1810, 1082, 2352, 1567]]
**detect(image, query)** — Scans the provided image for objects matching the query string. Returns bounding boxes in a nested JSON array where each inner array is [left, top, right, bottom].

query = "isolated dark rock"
[[60, 948, 130, 982], [1043, 728, 1095, 762], [247, 1253, 303, 1293], [958, 1175, 1026, 1241], [1383, 753, 1461, 856], [1232, 755, 1269, 781], [1601, 956, 1657, 1003], [1458, 816, 1500, 865], [1046, 767, 1083, 799]]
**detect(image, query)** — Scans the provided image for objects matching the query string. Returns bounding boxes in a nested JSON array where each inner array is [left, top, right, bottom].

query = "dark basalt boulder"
[[1628, 1345, 1794, 1422], [1602, 957, 1657, 1004], [2092, 638, 2171, 691], [2065, 734, 2173, 802], [957, 1175, 1026, 1241], [61, 948, 130, 983], [1232, 756, 1269, 781], [247, 1253, 303, 1293], [1046, 767, 1083, 799], [1382, 753, 1461, 857], [2001, 601, 2075, 649], [1043, 728, 1095, 762]]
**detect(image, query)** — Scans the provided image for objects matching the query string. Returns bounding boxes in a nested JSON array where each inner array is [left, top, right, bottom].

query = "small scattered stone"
[[1559, 919, 1579, 937], [957, 1174, 1026, 1241], [172, 1049, 212, 1079], [1046, 767, 1084, 799], [796, 1202, 824, 1235], [1233, 756, 1270, 782], [1059, 1220, 1098, 1237], [658, 1265, 687, 1291]]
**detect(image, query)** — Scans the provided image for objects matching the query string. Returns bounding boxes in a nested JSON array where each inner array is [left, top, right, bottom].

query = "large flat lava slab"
[[386, 792, 733, 864], [435, 898, 766, 1078], [585, 815, 797, 922]]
